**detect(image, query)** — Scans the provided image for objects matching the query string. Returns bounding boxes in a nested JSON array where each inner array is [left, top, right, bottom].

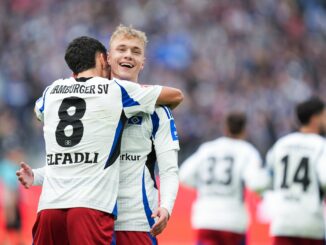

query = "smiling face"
[[108, 35, 145, 83]]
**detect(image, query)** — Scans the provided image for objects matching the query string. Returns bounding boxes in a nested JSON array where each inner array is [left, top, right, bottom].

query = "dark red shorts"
[[273, 236, 325, 245], [114, 231, 158, 245], [32, 208, 114, 245], [197, 229, 245, 245]]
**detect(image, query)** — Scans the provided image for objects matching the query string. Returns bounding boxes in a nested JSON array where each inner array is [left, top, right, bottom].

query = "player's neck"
[[226, 134, 245, 140], [111, 75, 139, 83], [76, 68, 99, 78], [225, 130, 245, 140], [299, 126, 318, 134]]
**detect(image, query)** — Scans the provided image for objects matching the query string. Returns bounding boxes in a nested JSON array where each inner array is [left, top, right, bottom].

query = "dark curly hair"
[[64, 36, 107, 74], [296, 97, 324, 125], [226, 112, 246, 135]]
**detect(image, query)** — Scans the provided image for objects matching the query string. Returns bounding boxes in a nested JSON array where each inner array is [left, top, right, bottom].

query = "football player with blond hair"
[[107, 24, 181, 245]]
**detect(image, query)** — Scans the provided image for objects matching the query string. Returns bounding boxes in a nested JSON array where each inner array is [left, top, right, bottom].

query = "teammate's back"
[[266, 132, 325, 238], [265, 96, 326, 245], [180, 112, 263, 244], [182, 137, 261, 231]]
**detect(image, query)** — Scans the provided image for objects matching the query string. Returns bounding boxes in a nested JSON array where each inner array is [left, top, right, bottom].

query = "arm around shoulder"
[[157, 87, 184, 109]]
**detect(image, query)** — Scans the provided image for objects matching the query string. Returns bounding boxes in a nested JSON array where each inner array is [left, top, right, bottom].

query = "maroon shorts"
[[273, 236, 325, 245], [197, 229, 246, 245], [32, 208, 114, 245], [114, 231, 158, 245]]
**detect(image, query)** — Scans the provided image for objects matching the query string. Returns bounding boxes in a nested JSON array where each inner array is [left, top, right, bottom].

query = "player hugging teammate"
[[17, 25, 183, 245]]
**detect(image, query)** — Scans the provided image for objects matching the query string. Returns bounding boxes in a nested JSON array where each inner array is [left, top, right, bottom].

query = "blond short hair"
[[109, 24, 148, 49]]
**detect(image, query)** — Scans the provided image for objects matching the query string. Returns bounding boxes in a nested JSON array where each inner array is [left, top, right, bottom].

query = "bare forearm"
[[157, 87, 184, 109]]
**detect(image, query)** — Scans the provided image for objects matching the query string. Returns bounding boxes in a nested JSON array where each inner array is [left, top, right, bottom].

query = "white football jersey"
[[115, 106, 180, 231], [34, 77, 161, 216], [266, 132, 326, 239], [179, 137, 262, 233]]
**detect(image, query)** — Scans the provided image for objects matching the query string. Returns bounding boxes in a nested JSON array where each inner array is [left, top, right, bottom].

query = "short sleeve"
[[243, 147, 262, 182], [243, 146, 271, 192], [265, 147, 275, 172], [316, 142, 326, 190], [152, 106, 180, 155], [114, 79, 162, 118], [33, 167, 46, 186], [179, 145, 207, 188], [34, 86, 51, 122]]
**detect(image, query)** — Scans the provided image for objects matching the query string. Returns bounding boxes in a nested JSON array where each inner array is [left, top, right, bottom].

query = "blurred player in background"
[[264, 97, 326, 245], [17, 25, 181, 245], [17, 35, 183, 245], [179, 112, 266, 245]]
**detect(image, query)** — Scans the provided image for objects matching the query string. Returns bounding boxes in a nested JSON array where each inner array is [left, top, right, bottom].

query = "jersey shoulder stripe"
[[114, 80, 140, 107], [38, 86, 51, 113], [160, 105, 172, 119], [155, 106, 179, 141]]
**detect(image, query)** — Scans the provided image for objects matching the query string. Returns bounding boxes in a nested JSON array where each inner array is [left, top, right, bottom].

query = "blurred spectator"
[[0, 136, 25, 245], [0, 0, 325, 163]]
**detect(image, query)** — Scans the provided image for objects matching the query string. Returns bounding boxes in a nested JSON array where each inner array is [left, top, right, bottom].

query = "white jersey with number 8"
[[34, 77, 161, 216]]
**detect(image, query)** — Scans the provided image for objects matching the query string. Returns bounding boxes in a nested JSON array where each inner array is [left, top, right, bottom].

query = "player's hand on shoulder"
[[150, 207, 170, 237], [16, 162, 34, 189]]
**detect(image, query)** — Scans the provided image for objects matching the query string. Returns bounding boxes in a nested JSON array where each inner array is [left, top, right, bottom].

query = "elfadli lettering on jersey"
[[47, 152, 99, 165], [50, 84, 109, 94]]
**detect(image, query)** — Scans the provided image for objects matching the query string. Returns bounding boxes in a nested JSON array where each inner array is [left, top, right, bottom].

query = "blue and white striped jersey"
[[34, 76, 161, 216]]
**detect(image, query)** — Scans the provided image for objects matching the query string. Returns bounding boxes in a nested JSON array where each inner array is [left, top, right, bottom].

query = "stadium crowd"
[[0, 0, 326, 163]]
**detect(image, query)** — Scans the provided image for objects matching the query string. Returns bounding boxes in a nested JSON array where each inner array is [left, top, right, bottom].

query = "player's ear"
[[99, 53, 104, 66], [140, 57, 145, 70], [107, 51, 112, 65], [99, 53, 109, 71]]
